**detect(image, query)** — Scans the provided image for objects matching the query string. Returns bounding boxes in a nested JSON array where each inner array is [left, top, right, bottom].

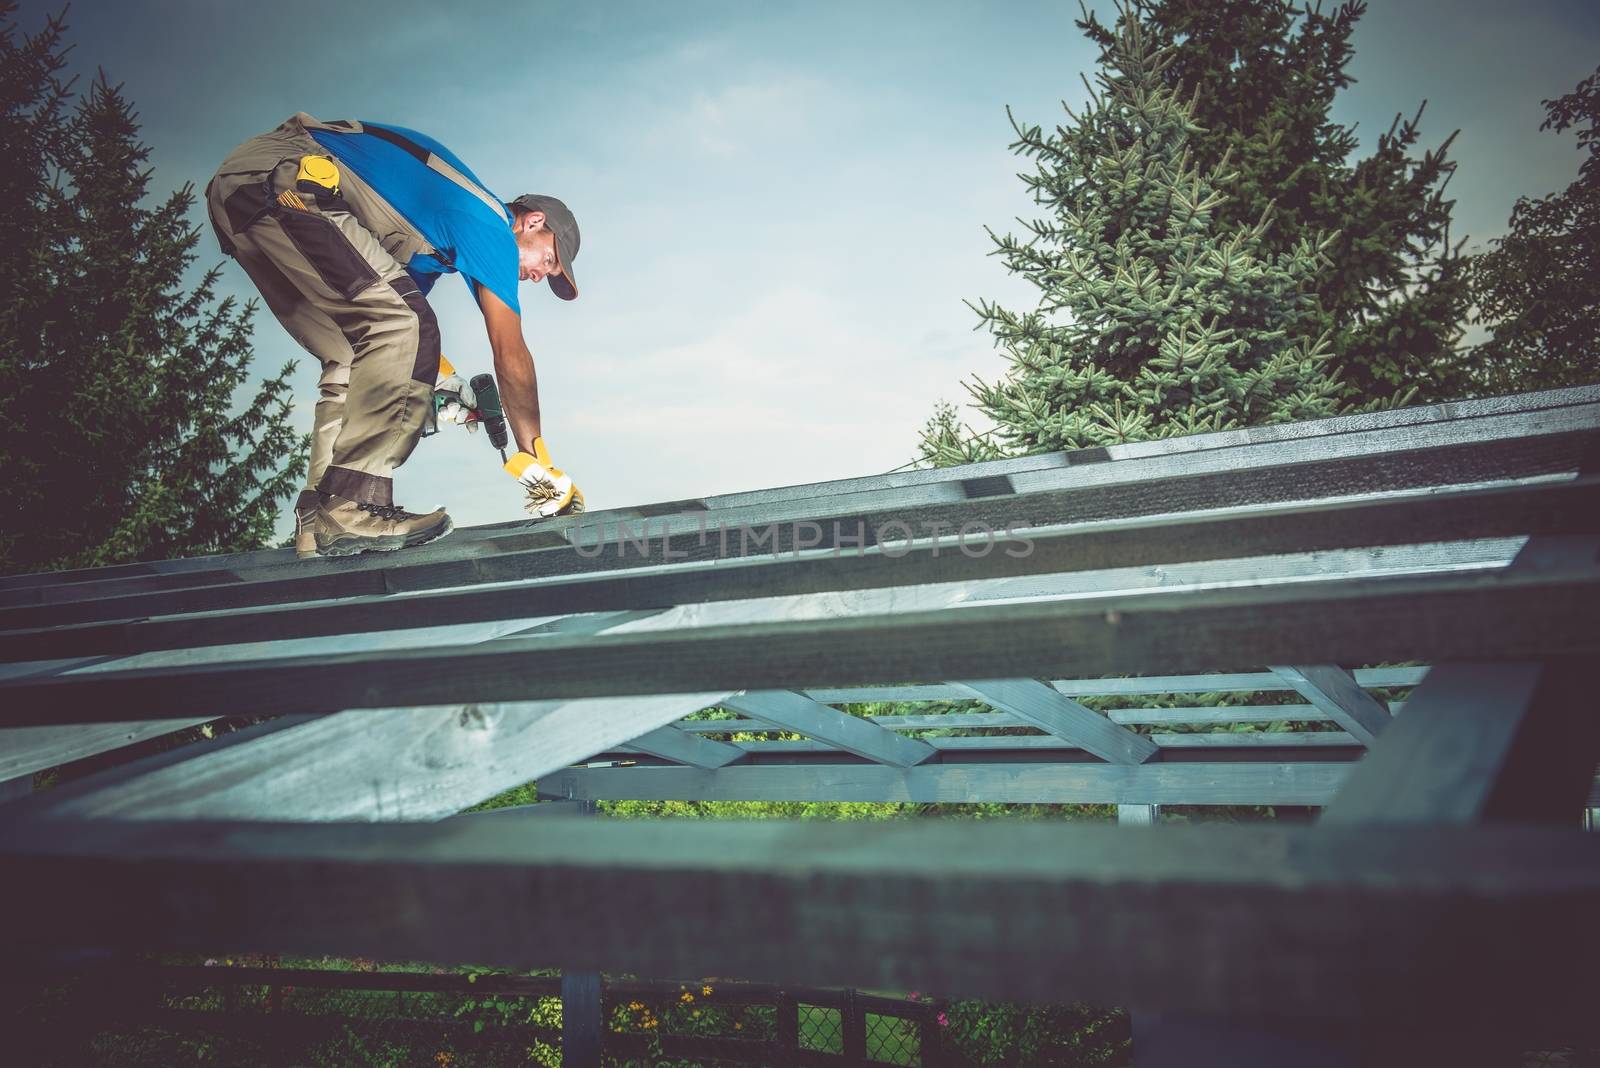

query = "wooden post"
[[1117, 804, 1159, 826], [560, 970, 602, 1068], [842, 986, 867, 1065], [774, 989, 799, 1068], [560, 798, 602, 1068], [919, 999, 947, 1068]]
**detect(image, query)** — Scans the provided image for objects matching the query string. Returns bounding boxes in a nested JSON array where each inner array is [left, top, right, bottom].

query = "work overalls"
[[205, 113, 452, 511]]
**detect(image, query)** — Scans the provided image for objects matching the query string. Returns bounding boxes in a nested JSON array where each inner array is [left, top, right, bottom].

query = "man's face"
[[514, 211, 565, 284]]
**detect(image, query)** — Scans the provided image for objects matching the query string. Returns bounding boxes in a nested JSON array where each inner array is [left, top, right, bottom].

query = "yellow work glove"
[[504, 437, 584, 517]]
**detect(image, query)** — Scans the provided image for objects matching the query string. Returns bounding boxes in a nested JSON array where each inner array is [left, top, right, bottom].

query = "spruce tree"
[[1467, 66, 1600, 393], [0, 4, 306, 573], [1078, 0, 1472, 404], [920, 7, 1365, 466]]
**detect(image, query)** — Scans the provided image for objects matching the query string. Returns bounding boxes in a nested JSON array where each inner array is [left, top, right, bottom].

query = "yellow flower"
[[628, 1001, 644, 1011], [734, 1023, 743, 1031], [680, 992, 694, 1002], [701, 985, 713, 996]]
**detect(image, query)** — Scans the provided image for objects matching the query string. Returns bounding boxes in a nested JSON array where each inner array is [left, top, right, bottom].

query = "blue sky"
[[25, 0, 1600, 535]]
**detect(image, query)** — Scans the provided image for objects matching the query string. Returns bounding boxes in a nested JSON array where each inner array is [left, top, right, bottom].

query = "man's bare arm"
[[477, 284, 542, 454]]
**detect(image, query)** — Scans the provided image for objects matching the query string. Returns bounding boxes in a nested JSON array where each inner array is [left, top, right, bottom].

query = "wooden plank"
[[1268, 666, 1393, 746], [1002, 400, 1599, 499], [2, 422, 1592, 635], [0, 717, 215, 783], [0, 562, 1589, 729], [20, 691, 732, 822], [1061, 667, 1431, 696], [800, 667, 1429, 705], [861, 708, 1325, 731], [952, 679, 1159, 764], [1022, 384, 1600, 464], [1324, 659, 1599, 826], [537, 762, 1352, 806], [674, 717, 764, 733], [719, 705, 1388, 730], [4, 816, 1596, 1023], [665, 733, 1357, 756], [1109, 705, 1359, 727], [619, 725, 746, 769], [721, 691, 937, 767], [1145, 732, 1356, 749]]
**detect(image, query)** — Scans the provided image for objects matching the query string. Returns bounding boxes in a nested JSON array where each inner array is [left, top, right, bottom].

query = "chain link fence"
[[5, 957, 964, 1067], [7, 956, 564, 1066]]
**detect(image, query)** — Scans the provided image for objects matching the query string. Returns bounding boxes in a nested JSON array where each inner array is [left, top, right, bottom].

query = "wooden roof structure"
[[3, 385, 1598, 1060]]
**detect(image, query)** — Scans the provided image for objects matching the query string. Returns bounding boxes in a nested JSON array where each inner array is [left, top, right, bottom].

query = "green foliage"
[[919, 399, 1008, 468], [1079, 0, 1472, 404], [0, 4, 305, 574], [1467, 65, 1600, 393], [943, 999, 1128, 1067], [462, 780, 542, 812], [920, 4, 1379, 464]]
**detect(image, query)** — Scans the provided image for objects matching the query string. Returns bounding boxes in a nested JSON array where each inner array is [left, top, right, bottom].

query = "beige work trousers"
[[205, 146, 440, 509]]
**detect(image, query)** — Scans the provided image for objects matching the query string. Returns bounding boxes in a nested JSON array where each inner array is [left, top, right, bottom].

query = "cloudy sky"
[[26, 0, 1600, 536]]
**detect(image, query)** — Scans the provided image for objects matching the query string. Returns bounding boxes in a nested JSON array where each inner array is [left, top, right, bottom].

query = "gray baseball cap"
[[509, 193, 580, 301]]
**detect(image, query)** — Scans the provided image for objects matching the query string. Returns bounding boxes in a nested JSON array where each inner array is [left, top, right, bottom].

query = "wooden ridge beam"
[[4, 384, 1591, 597], [0, 563, 1594, 728], [2, 418, 1593, 635], [4, 472, 1594, 661]]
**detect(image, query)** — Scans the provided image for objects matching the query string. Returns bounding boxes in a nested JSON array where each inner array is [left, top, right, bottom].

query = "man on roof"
[[206, 112, 584, 560]]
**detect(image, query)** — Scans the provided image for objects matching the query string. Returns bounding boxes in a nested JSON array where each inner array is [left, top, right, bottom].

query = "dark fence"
[[6, 959, 958, 1067]]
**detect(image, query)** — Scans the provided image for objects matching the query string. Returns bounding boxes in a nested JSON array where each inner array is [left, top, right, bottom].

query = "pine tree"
[[0, 4, 306, 573], [919, 6, 1368, 464], [1079, 0, 1472, 404], [1466, 66, 1600, 393]]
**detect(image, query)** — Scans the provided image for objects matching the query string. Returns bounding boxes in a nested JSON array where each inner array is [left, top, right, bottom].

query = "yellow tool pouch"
[[296, 154, 341, 196]]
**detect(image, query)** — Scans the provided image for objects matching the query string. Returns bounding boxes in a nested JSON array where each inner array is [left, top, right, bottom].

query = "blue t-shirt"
[[307, 122, 520, 314]]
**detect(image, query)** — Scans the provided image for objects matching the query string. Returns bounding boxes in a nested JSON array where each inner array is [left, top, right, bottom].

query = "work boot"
[[291, 490, 323, 560], [313, 493, 453, 557]]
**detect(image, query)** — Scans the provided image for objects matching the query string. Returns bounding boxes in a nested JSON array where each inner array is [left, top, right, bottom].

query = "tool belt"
[[207, 112, 441, 267]]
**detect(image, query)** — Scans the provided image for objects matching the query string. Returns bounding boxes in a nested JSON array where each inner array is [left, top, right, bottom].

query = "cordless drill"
[[470, 373, 510, 463]]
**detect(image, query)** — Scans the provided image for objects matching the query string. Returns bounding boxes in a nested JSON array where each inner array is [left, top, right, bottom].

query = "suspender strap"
[[360, 123, 508, 222]]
